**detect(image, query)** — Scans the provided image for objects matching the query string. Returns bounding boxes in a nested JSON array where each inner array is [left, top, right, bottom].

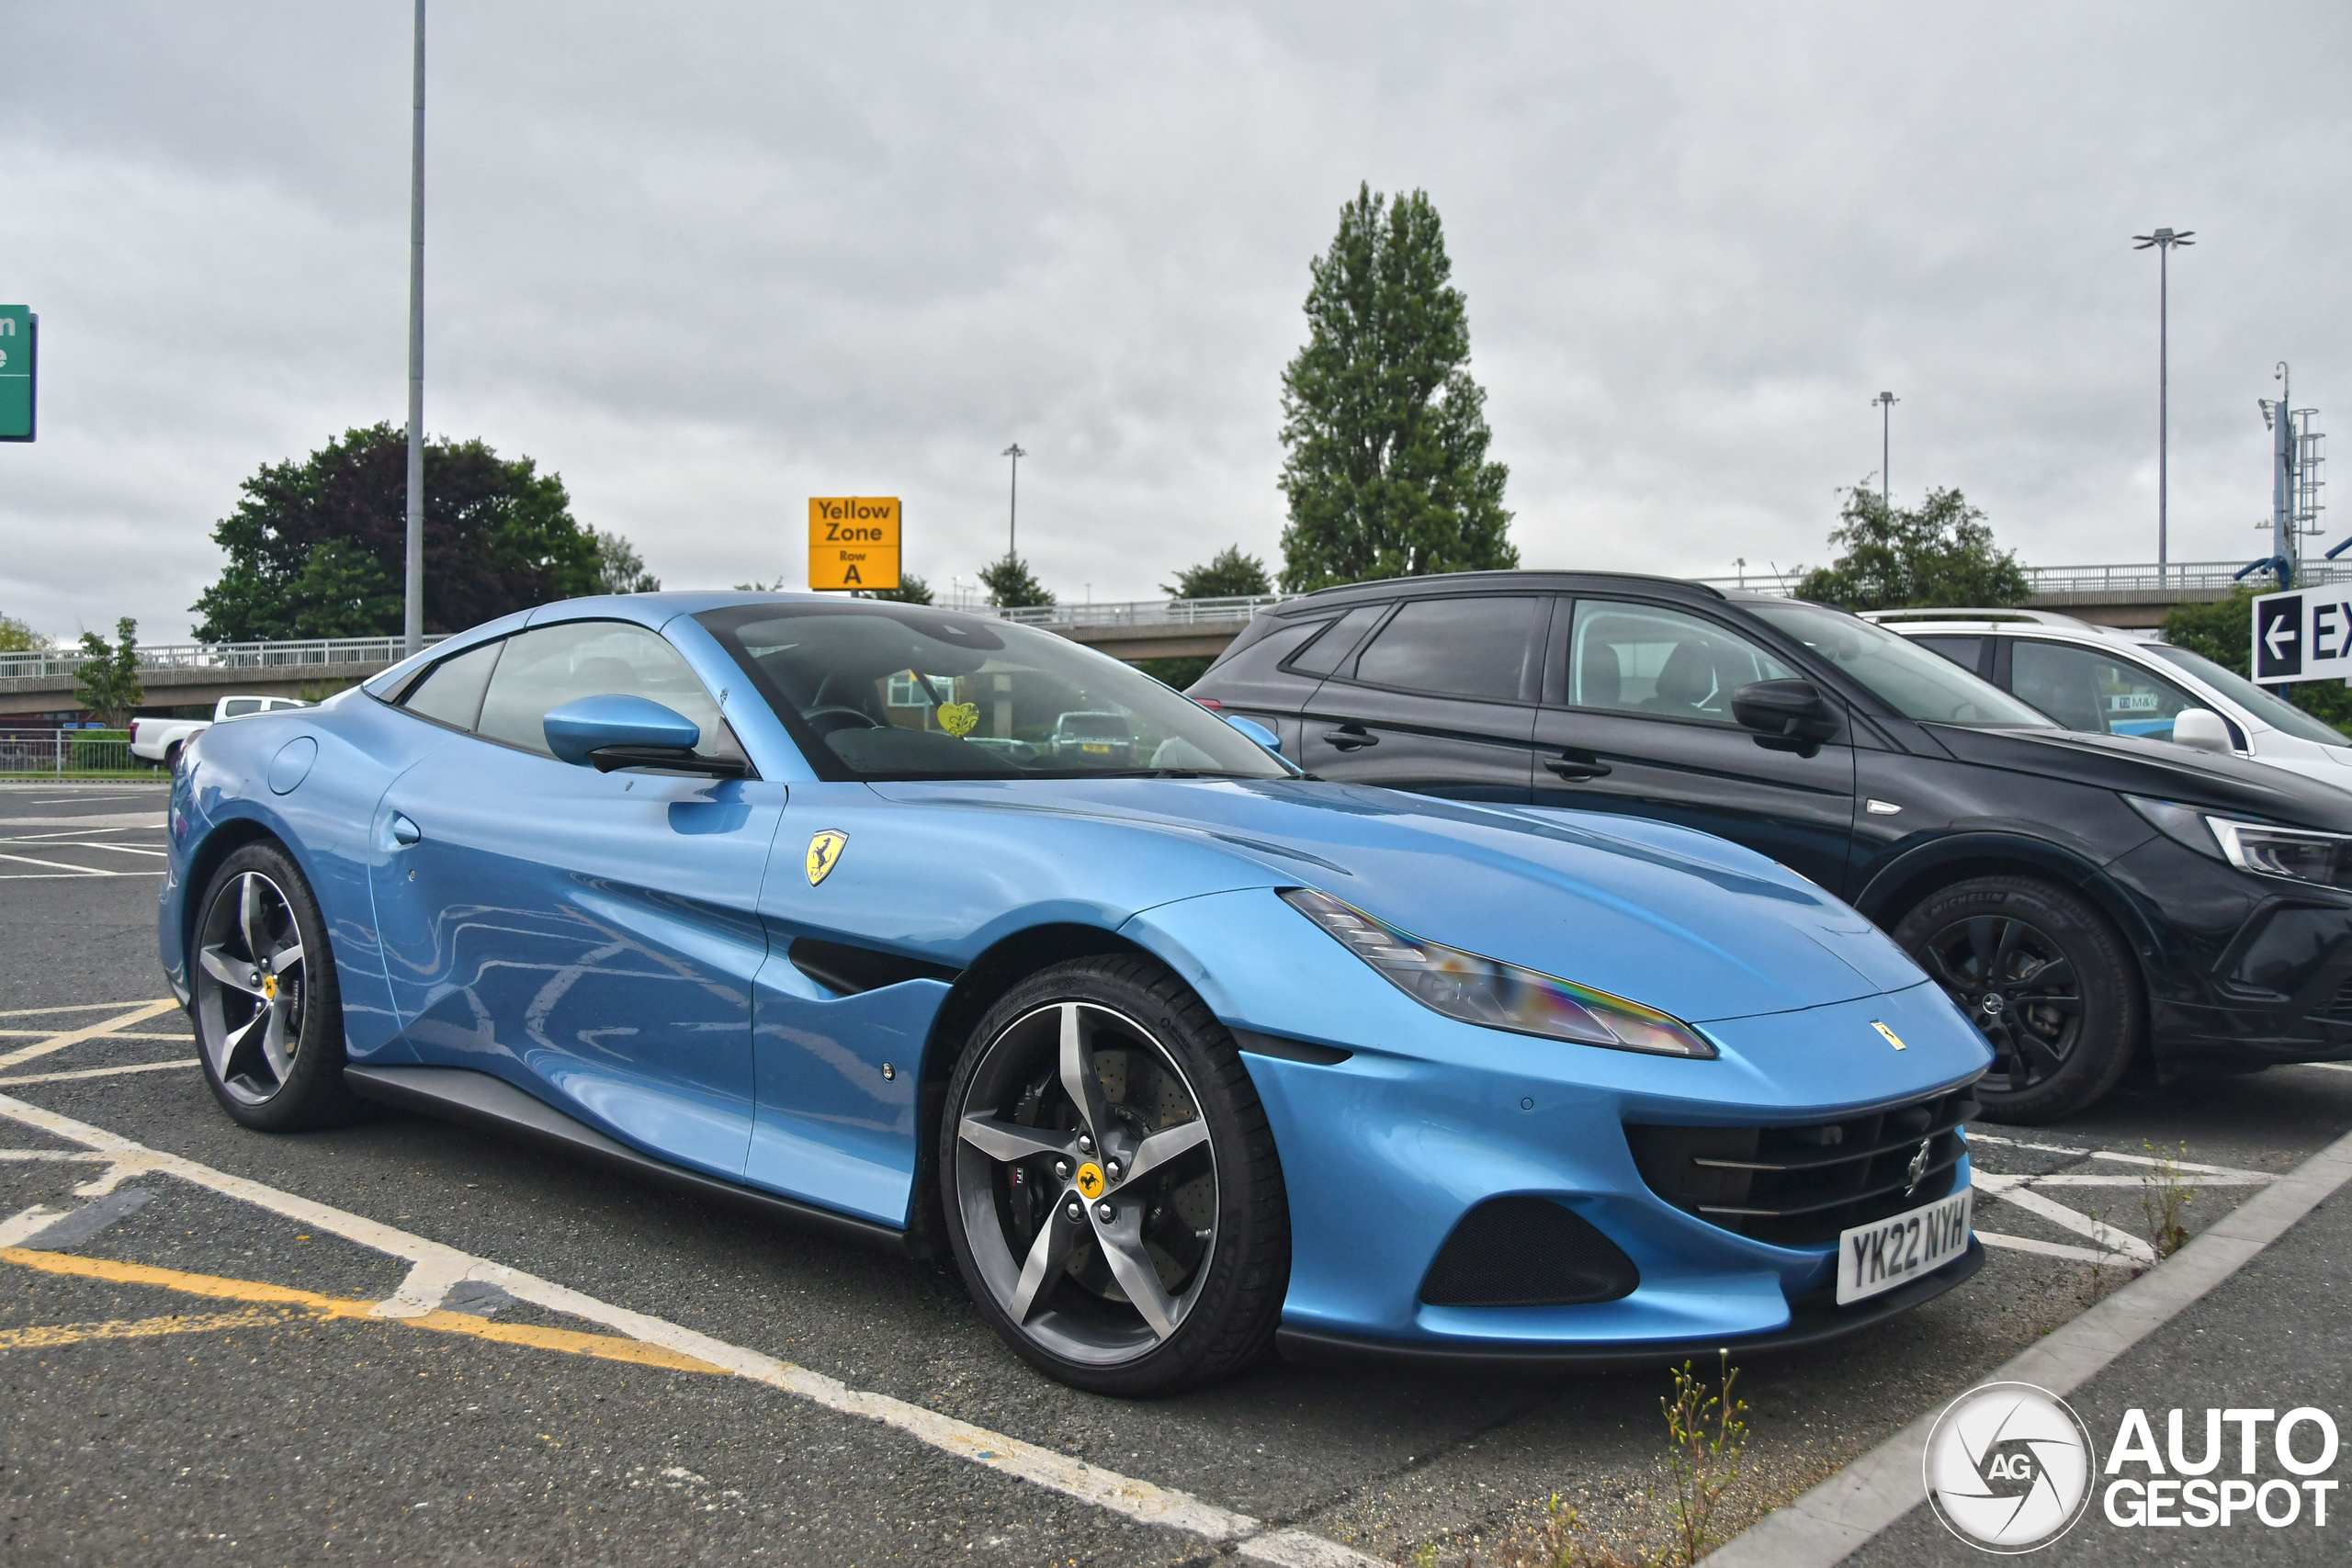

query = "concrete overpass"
[[1, 566, 2308, 721]]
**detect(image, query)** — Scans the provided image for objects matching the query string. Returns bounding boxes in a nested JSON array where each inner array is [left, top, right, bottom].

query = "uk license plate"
[[1836, 1189, 1972, 1304]]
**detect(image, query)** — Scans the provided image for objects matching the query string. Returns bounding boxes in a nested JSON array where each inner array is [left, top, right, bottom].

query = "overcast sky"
[[5, 2, 2348, 641]]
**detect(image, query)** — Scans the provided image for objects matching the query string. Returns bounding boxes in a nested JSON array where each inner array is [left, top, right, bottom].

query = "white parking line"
[[1971, 1174, 2157, 1262], [0, 1089, 1380, 1566], [1973, 1230, 2115, 1265], [0, 1060, 198, 1088], [1713, 1122, 2352, 1567]]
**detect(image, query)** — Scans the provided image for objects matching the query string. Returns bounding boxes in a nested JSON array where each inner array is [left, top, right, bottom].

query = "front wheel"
[[939, 955, 1288, 1394], [1894, 875, 2143, 1124], [189, 840, 361, 1131]]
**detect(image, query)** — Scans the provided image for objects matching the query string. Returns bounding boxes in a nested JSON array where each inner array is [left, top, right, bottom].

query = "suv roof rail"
[[1860, 608, 2093, 628]]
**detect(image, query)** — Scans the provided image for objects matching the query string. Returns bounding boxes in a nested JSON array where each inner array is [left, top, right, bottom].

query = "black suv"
[[1191, 571, 2352, 1122]]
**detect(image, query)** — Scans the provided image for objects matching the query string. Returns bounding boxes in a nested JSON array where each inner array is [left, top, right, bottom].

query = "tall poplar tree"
[[1277, 185, 1516, 592]]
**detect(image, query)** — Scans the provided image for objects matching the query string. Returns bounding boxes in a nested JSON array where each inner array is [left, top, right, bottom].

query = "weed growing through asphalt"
[[1492, 1355, 1749, 1568], [2139, 1140, 2197, 1260]]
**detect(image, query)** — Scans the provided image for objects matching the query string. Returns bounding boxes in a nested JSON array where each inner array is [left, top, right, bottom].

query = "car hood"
[[872, 778, 1925, 1024], [1925, 724, 2352, 831]]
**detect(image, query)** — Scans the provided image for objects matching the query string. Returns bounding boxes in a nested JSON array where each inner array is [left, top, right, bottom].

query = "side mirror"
[[1222, 713, 1283, 754], [1731, 679, 1841, 757], [544, 694, 746, 776], [2173, 707, 2234, 756]]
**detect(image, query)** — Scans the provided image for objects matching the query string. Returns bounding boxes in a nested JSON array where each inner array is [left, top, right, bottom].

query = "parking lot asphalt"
[[5, 782, 2351, 1566]]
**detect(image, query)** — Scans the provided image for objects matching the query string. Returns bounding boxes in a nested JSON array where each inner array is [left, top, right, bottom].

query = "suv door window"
[[1353, 596, 1540, 701], [1912, 636, 1985, 677], [2009, 640, 2201, 740], [1568, 603, 1794, 721], [475, 621, 741, 764], [1285, 604, 1388, 678]]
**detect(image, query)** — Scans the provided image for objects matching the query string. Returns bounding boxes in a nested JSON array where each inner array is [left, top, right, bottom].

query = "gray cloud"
[[4, 2, 2347, 639]]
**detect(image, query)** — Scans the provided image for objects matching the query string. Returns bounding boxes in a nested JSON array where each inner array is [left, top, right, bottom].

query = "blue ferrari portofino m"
[[160, 592, 1991, 1393]]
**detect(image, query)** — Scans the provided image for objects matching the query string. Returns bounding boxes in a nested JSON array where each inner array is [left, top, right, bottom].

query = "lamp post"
[[403, 0, 426, 657], [1871, 391, 1897, 508], [1001, 443, 1025, 560], [2132, 227, 2195, 586]]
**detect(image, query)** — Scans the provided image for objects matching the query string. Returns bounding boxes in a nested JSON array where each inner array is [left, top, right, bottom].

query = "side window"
[[1912, 636, 1984, 675], [1285, 605, 1388, 678], [220, 699, 263, 717], [1567, 602, 1795, 723], [474, 621, 740, 762], [2010, 640, 2198, 740], [401, 640, 503, 731], [1351, 596, 1540, 702]]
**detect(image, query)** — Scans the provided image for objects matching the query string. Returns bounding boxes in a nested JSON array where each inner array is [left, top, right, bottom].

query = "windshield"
[[2143, 643, 2352, 749], [697, 601, 1292, 781], [1747, 600, 2053, 727]]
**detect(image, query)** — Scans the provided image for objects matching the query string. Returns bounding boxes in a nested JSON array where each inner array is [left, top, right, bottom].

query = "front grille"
[[1418, 1197, 1640, 1307], [1623, 1085, 1977, 1248], [2312, 976, 2352, 1024]]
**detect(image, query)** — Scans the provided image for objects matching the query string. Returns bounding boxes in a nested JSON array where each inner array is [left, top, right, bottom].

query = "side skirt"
[[344, 1065, 915, 1258]]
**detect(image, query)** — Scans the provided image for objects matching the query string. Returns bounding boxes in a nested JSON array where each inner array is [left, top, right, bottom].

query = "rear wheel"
[[1894, 875, 2141, 1124], [939, 954, 1288, 1394], [190, 841, 361, 1131]]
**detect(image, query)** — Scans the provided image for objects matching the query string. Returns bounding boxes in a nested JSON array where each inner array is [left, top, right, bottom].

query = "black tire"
[[1894, 875, 2143, 1124], [938, 954, 1288, 1395], [188, 840, 363, 1131]]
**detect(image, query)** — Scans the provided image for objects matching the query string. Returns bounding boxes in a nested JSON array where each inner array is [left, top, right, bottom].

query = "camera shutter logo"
[[1923, 1382, 2096, 1552]]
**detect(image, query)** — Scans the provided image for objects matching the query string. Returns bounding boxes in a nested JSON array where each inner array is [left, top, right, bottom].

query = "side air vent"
[[788, 938, 960, 997], [1418, 1197, 1640, 1308]]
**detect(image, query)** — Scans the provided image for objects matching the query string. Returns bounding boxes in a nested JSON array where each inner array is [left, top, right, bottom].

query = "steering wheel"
[[805, 706, 884, 737]]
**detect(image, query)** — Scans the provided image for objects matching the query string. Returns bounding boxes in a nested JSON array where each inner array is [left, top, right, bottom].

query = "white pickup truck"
[[129, 694, 311, 764]]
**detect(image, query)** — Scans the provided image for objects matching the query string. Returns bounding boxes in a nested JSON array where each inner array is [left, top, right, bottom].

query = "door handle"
[[1321, 726, 1378, 751], [1544, 753, 1611, 781], [389, 813, 422, 847]]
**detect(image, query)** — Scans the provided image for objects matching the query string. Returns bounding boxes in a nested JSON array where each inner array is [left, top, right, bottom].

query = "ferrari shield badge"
[[1871, 1020, 1906, 1052], [805, 829, 849, 886]]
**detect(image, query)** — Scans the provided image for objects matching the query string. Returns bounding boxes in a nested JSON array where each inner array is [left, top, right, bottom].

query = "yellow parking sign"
[[808, 498, 900, 592]]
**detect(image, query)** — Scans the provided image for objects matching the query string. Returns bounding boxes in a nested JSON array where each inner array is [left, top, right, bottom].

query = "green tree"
[[2163, 587, 2352, 733], [1277, 185, 1516, 592], [0, 611, 48, 652], [854, 572, 934, 604], [74, 617, 143, 727], [590, 529, 662, 594], [1163, 546, 1272, 600], [190, 423, 615, 641], [980, 555, 1054, 609], [1796, 484, 2029, 611]]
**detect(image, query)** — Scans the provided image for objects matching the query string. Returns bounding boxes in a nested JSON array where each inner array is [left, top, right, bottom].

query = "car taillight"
[[1193, 697, 1223, 711]]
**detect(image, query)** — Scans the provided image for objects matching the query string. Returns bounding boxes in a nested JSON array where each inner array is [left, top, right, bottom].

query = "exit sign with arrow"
[[0, 306, 32, 443], [2249, 587, 2352, 686]]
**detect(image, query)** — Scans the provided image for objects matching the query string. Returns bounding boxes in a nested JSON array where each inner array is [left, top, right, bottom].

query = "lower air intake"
[[1418, 1197, 1640, 1308]]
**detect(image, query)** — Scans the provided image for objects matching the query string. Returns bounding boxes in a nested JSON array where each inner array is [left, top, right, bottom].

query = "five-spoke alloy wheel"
[[941, 955, 1287, 1394], [1894, 874, 2141, 1124], [190, 841, 358, 1130]]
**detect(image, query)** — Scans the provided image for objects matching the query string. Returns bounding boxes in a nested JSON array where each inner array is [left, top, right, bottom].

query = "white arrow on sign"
[[2267, 615, 2298, 663]]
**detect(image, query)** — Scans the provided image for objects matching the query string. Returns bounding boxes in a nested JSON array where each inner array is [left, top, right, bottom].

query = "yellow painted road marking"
[[0, 1030, 191, 1040], [0, 1090, 1384, 1564], [0, 1248, 733, 1375], [0, 1001, 175, 1019], [0, 999, 182, 1071], [0, 1307, 296, 1349]]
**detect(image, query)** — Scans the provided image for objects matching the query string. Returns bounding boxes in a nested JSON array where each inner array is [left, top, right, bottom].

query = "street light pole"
[[1872, 391, 1897, 508], [2132, 227, 2195, 587], [403, 0, 426, 657], [1001, 443, 1025, 559]]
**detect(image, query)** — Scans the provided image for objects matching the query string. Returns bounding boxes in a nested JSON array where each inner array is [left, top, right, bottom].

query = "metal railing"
[[1694, 559, 2352, 599], [1, 633, 447, 683], [0, 730, 149, 776], [990, 593, 1295, 628]]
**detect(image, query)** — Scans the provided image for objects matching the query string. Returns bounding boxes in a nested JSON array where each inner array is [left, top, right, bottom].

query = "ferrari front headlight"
[[1280, 887, 1717, 1058]]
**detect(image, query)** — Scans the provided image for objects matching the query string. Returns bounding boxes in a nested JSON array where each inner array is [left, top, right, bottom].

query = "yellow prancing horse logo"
[[1074, 1163, 1105, 1201], [805, 829, 849, 886], [1871, 1021, 1906, 1052]]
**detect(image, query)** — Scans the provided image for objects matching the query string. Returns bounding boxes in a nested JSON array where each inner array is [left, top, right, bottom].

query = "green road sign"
[[0, 306, 36, 442]]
